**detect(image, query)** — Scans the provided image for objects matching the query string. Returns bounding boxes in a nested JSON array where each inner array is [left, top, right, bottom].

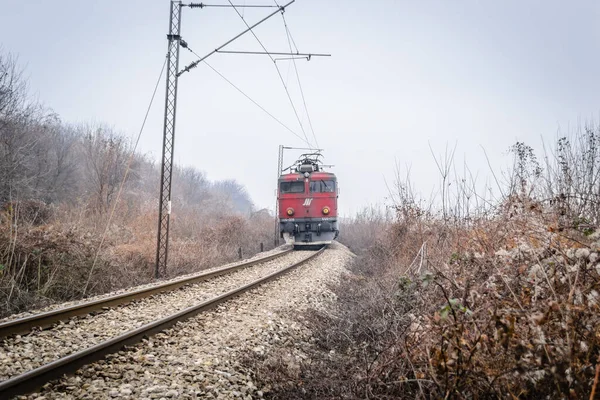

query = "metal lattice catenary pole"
[[155, 0, 326, 278], [155, 1, 182, 278]]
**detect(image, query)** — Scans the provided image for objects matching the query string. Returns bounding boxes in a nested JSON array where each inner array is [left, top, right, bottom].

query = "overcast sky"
[[2, 0, 600, 216]]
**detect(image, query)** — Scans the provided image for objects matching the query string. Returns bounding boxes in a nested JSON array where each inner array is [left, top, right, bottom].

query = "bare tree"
[[0, 51, 61, 203], [539, 125, 600, 228], [211, 179, 254, 215], [80, 124, 131, 214], [172, 165, 209, 209]]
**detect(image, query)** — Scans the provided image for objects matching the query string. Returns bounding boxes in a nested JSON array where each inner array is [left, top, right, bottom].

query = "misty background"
[[1, 0, 599, 215]]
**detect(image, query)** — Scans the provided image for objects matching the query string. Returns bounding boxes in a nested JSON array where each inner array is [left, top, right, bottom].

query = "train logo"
[[302, 198, 313, 207]]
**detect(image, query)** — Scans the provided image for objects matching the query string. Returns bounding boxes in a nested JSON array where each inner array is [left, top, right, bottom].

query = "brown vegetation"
[[0, 51, 274, 317], [249, 128, 600, 398]]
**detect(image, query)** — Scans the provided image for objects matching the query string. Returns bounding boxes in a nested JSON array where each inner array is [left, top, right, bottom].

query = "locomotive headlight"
[[322, 206, 330, 215], [286, 207, 295, 216]]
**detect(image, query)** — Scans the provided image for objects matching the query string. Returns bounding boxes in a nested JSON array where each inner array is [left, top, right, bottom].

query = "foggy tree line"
[[0, 51, 254, 216]]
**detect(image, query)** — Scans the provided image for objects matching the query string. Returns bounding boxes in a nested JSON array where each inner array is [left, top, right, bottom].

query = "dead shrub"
[[248, 128, 600, 399], [249, 216, 600, 399], [2, 200, 53, 226], [0, 203, 275, 318], [0, 50, 276, 317]]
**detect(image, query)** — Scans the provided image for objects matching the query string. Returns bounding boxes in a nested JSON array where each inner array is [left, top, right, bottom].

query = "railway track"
[[0, 248, 292, 338], [0, 247, 325, 398]]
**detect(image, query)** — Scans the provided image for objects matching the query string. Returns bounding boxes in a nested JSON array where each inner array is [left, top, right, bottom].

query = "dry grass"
[[0, 200, 274, 318], [0, 51, 275, 318], [247, 129, 600, 399], [248, 204, 600, 399]]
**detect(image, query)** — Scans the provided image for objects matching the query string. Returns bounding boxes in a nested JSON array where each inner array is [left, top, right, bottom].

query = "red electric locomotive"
[[277, 153, 339, 247]]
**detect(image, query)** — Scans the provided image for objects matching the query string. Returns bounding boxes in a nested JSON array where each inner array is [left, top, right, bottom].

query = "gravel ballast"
[[0, 247, 289, 324], [0, 249, 312, 381], [17, 243, 353, 399]]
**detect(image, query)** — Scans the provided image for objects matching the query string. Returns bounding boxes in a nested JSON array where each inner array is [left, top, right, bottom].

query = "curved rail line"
[[0, 248, 293, 338], [0, 247, 325, 399]]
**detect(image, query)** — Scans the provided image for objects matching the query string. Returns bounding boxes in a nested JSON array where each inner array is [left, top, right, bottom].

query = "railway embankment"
[[0, 249, 305, 381], [5, 244, 352, 399], [0, 246, 288, 325], [247, 213, 600, 399]]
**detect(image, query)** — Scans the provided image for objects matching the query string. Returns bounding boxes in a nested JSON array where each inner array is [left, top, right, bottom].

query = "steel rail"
[[0, 247, 325, 399], [0, 249, 293, 338]]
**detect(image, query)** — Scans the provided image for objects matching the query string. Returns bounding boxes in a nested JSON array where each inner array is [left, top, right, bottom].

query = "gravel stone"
[[18, 243, 353, 399], [0, 247, 306, 380], [0, 246, 288, 324]]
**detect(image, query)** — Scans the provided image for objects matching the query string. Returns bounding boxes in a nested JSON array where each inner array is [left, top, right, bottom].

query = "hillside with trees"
[[0, 51, 273, 317]]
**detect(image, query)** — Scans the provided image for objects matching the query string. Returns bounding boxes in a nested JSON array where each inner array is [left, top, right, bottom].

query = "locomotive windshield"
[[280, 181, 305, 194], [310, 180, 336, 193]]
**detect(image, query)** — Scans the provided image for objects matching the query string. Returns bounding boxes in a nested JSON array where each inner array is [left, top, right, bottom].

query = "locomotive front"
[[278, 157, 339, 246]]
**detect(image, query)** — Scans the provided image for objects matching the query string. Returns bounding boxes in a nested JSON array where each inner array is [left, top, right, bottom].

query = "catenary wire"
[[274, 0, 310, 143], [226, 0, 314, 149], [83, 56, 168, 294], [184, 46, 311, 146], [281, 13, 319, 148], [275, 0, 300, 53]]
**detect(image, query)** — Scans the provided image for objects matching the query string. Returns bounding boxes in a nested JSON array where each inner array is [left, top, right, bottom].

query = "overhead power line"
[[84, 56, 167, 294], [178, 1, 294, 77], [186, 2, 278, 8], [155, 0, 329, 276], [282, 13, 319, 148], [226, 0, 314, 149], [215, 50, 330, 58], [184, 45, 312, 147]]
